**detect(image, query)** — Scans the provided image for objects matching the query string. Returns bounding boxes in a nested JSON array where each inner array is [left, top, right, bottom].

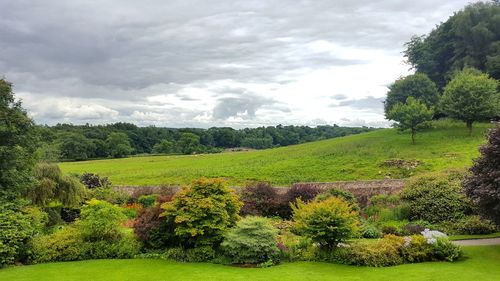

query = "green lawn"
[[59, 120, 491, 186], [1, 246, 499, 281]]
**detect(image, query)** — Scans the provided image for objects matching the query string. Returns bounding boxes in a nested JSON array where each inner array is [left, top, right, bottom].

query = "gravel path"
[[452, 238, 500, 246]]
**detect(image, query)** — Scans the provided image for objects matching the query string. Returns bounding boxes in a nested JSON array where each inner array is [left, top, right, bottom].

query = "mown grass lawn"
[[59, 120, 491, 186], [0, 246, 498, 281]]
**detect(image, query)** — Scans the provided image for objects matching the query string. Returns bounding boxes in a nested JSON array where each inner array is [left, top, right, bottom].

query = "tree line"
[[36, 122, 375, 161], [385, 1, 499, 143]]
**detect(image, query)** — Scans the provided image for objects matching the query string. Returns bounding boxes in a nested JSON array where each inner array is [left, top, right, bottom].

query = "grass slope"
[[1, 246, 499, 281], [59, 120, 491, 186]]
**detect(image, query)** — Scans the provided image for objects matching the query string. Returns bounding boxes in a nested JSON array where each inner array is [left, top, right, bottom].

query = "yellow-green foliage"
[[292, 197, 359, 247], [162, 178, 242, 246], [59, 120, 491, 186]]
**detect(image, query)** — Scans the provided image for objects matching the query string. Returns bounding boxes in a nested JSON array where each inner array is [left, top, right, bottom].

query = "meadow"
[[0, 246, 498, 281], [60, 120, 492, 186]]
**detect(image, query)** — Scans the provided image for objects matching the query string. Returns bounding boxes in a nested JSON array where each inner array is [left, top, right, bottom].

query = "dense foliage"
[[292, 197, 359, 248], [404, 2, 500, 88], [26, 163, 86, 208], [239, 182, 280, 217], [401, 171, 470, 223], [384, 73, 439, 115], [161, 179, 242, 247], [221, 216, 280, 264], [0, 79, 38, 200], [36, 122, 374, 161], [464, 127, 500, 224], [440, 69, 498, 134], [0, 203, 47, 267]]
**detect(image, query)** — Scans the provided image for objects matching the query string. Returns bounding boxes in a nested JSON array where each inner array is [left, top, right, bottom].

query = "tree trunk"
[[466, 120, 473, 136], [411, 128, 416, 145]]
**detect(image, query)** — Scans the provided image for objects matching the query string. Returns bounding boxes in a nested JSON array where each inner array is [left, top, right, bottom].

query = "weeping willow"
[[26, 163, 86, 207]]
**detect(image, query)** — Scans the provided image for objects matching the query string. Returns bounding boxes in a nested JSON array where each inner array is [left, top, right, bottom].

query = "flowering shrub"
[[421, 229, 447, 244]]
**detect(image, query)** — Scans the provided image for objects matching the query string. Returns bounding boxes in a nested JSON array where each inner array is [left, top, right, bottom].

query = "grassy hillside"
[[59, 120, 492, 186], [0, 246, 499, 281]]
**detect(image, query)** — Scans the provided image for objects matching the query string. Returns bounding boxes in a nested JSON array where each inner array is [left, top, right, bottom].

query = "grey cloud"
[[336, 96, 385, 112], [0, 0, 476, 127]]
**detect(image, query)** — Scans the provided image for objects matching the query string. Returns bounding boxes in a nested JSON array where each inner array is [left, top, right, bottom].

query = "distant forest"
[[36, 123, 376, 161]]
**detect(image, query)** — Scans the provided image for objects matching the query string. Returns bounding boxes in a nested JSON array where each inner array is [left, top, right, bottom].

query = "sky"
[[0, 0, 478, 128]]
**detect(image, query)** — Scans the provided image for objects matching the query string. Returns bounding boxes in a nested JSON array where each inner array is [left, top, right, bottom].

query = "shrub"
[[134, 205, 177, 250], [239, 182, 280, 217], [80, 173, 111, 189], [278, 184, 322, 218], [162, 178, 242, 247], [433, 237, 463, 262], [0, 203, 47, 267], [76, 199, 127, 242], [360, 221, 381, 238], [138, 194, 159, 208], [186, 246, 216, 262], [292, 197, 359, 248], [221, 216, 280, 264], [464, 127, 500, 224], [365, 194, 409, 222], [31, 227, 84, 263], [165, 247, 188, 262], [441, 216, 497, 235], [400, 235, 433, 262], [348, 235, 405, 267], [316, 188, 360, 212], [401, 171, 470, 223]]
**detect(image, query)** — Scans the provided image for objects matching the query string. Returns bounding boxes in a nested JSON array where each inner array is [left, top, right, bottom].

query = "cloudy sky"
[[0, 0, 477, 128]]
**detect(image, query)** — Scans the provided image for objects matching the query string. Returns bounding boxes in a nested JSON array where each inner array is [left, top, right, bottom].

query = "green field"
[[0, 246, 498, 281], [59, 121, 491, 186]]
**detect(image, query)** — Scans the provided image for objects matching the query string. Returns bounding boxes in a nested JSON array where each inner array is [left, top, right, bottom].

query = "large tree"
[[384, 73, 439, 116], [0, 79, 38, 200], [106, 132, 133, 158], [464, 127, 500, 224], [386, 97, 434, 144], [404, 2, 500, 88], [440, 68, 499, 135]]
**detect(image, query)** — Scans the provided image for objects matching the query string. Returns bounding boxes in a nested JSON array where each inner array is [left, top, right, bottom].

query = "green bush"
[[400, 235, 433, 262], [441, 216, 497, 235], [31, 200, 140, 263], [316, 188, 360, 212], [31, 227, 84, 263], [348, 235, 405, 267], [76, 199, 126, 242], [138, 194, 158, 208], [292, 197, 359, 248], [0, 202, 47, 267], [360, 221, 381, 238], [165, 247, 188, 262], [162, 178, 242, 247], [365, 194, 409, 222], [221, 216, 280, 264], [433, 237, 463, 262], [186, 246, 216, 262], [401, 171, 470, 223]]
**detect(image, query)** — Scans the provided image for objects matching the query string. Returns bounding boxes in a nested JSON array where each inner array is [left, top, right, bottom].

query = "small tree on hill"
[[384, 73, 439, 115], [441, 68, 499, 135], [386, 97, 434, 144], [464, 127, 500, 224]]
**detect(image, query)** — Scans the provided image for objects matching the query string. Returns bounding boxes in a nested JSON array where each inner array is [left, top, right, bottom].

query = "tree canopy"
[[404, 1, 500, 88], [387, 97, 434, 144], [440, 68, 499, 134], [0, 79, 38, 200]]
